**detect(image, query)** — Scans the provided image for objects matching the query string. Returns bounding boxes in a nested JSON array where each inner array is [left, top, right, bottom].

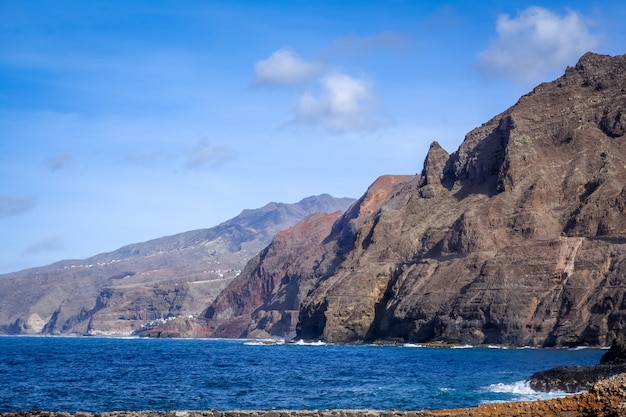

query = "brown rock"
[[199, 211, 348, 339], [295, 52, 626, 346]]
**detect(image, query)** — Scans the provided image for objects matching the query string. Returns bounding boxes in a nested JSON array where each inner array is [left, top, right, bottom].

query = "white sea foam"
[[293, 339, 326, 346], [485, 380, 570, 402], [244, 339, 327, 346], [451, 344, 474, 349], [403, 343, 425, 348], [243, 339, 285, 346]]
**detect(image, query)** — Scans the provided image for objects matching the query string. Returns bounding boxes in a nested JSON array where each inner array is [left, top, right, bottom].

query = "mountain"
[[169, 52, 626, 346], [0, 194, 355, 336]]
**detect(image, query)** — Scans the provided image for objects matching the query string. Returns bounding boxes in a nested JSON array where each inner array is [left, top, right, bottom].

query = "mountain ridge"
[[0, 194, 355, 336]]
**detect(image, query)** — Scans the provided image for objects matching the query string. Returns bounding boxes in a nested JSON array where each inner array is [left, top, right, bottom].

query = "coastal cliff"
[[298, 52, 626, 346], [170, 52, 626, 346]]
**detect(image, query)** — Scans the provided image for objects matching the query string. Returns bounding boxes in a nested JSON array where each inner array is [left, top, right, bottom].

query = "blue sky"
[[1, 1, 625, 273]]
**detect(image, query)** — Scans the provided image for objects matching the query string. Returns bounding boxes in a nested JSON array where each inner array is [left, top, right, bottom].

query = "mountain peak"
[[0, 195, 355, 336]]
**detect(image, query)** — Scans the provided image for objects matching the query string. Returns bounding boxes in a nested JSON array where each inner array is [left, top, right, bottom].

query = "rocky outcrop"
[[294, 53, 626, 346], [529, 364, 626, 393], [0, 195, 354, 336], [199, 211, 346, 339], [530, 338, 626, 392]]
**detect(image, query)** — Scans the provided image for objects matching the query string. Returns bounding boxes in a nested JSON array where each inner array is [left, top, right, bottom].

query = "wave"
[[485, 380, 570, 402], [243, 339, 327, 346], [403, 343, 425, 348], [292, 339, 326, 346], [243, 339, 285, 346], [450, 344, 474, 349]]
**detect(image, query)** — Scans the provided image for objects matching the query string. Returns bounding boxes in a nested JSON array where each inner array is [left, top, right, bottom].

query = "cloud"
[[293, 72, 389, 133], [44, 152, 72, 172], [254, 48, 323, 86], [186, 142, 237, 169], [24, 237, 65, 255], [0, 194, 36, 218], [477, 6, 601, 84]]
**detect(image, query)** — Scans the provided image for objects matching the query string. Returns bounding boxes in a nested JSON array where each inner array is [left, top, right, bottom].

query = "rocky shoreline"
[[529, 338, 626, 393], [1, 373, 625, 417]]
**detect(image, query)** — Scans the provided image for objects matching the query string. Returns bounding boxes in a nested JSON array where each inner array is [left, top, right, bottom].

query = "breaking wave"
[[485, 380, 569, 402]]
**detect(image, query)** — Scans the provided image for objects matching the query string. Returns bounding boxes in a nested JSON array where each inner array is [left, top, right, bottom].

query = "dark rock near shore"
[[529, 363, 626, 392], [530, 337, 626, 392], [601, 337, 626, 364]]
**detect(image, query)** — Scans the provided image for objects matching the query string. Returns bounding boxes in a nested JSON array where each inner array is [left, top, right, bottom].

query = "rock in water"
[[601, 337, 626, 364]]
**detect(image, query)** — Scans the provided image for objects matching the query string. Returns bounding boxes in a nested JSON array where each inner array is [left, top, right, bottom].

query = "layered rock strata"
[[297, 52, 626, 346]]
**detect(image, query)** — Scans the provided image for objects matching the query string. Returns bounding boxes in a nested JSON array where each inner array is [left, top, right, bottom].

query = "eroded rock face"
[[168, 176, 414, 339], [198, 211, 349, 339], [296, 53, 626, 346]]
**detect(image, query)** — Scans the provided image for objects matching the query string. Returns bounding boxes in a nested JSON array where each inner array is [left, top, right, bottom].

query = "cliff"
[[176, 52, 626, 346], [299, 52, 626, 346], [147, 175, 412, 338]]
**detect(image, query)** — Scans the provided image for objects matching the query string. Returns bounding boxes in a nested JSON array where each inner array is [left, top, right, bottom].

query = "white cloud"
[[293, 72, 389, 133], [254, 48, 323, 86], [186, 142, 236, 169], [478, 7, 601, 84], [0, 194, 36, 218]]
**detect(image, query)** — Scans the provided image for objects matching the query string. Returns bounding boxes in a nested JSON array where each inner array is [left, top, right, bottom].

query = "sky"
[[2, 1, 626, 274]]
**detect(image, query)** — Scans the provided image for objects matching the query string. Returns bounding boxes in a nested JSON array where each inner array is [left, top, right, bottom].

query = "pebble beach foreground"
[[2, 373, 626, 417]]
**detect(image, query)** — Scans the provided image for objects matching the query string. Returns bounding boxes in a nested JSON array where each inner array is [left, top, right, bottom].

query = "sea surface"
[[0, 336, 604, 412]]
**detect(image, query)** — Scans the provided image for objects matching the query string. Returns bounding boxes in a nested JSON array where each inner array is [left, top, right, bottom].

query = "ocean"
[[0, 336, 604, 412]]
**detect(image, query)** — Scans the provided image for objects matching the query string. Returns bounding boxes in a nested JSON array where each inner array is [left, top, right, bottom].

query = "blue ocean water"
[[0, 336, 604, 412]]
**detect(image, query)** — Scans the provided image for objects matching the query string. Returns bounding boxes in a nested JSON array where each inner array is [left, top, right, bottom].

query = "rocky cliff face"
[[299, 52, 626, 346], [156, 176, 412, 339], [0, 195, 354, 336], [183, 52, 626, 346]]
